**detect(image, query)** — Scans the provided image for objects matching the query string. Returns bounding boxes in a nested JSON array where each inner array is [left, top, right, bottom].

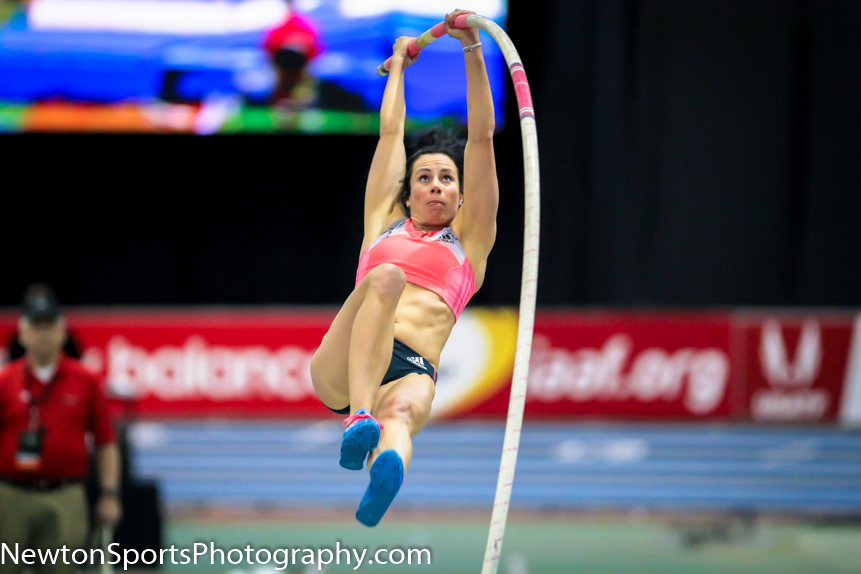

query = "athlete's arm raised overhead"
[[447, 10, 500, 289], [361, 37, 418, 254]]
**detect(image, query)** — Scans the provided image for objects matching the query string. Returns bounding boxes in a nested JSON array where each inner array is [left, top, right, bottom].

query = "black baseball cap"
[[22, 283, 62, 322]]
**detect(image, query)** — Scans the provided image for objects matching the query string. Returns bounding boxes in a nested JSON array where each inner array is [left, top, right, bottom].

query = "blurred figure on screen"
[[0, 284, 121, 573], [0, 0, 27, 29], [263, 0, 321, 108]]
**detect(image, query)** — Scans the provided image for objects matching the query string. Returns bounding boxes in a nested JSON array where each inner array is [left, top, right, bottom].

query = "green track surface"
[[0, 103, 25, 132], [219, 109, 381, 134], [165, 517, 861, 574], [0, 1, 14, 25], [219, 108, 461, 134]]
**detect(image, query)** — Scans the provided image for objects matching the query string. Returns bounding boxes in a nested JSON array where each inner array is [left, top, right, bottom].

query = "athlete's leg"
[[368, 373, 436, 471], [347, 264, 405, 413], [310, 263, 405, 413], [311, 281, 370, 411], [355, 373, 435, 526]]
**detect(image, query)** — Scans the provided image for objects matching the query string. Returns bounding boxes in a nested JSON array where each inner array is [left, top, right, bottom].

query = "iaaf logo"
[[752, 318, 829, 421], [759, 318, 822, 388], [527, 334, 730, 414]]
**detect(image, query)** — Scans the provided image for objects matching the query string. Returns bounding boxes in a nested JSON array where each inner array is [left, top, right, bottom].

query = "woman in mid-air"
[[310, 9, 498, 527]]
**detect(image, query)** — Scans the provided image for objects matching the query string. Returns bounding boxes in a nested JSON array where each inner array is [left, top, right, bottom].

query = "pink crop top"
[[356, 218, 477, 320]]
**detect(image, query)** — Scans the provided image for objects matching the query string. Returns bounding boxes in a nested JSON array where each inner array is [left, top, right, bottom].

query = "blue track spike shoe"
[[356, 450, 403, 527], [339, 409, 382, 470]]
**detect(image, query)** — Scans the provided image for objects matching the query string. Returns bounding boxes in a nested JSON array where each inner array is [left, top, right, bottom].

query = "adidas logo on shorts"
[[406, 356, 427, 370]]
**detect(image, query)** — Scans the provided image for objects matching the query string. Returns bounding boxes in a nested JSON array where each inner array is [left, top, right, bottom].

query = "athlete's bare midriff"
[[392, 283, 456, 370]]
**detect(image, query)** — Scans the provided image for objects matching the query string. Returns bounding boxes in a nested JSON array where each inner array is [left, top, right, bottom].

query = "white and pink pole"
[[380, 14, 540, 574]]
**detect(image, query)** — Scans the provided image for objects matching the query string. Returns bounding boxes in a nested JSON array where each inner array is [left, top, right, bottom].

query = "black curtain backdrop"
[[3, 0, 860, 308]]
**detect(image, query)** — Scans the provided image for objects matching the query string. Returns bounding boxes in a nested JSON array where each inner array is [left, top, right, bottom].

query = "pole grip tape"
[[377, 14, 474, 76]]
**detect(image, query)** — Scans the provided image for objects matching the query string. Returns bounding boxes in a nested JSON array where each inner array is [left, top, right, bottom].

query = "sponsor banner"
[[840, 316, 861, 427], [0, 308, 858, 422], [0, 309, 517, 420], [454, 312, 736, 420], [0, 310, 334, 417], [737, 313, 855, 423]]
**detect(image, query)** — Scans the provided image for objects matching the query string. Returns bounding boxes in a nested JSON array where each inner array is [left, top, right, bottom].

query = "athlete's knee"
[[378, 387, 433, 429], [366, 264, 406, 300], [378, 394, 414, 426]]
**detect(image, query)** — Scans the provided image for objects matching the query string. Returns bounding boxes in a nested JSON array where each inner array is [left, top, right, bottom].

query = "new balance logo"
[[406, 356, 427, 370]]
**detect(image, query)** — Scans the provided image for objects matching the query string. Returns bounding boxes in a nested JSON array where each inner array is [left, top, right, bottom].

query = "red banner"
[[0, 310, 337, 418], [737, 314, 854, 423], [526, 312, 735, 418], [1, 308, 858, 422], [435, 312, 734, 420]]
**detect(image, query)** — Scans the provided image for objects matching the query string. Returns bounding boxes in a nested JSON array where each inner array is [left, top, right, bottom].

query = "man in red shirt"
[[0, 284, 121, 573], [263, 0, 321, 106]]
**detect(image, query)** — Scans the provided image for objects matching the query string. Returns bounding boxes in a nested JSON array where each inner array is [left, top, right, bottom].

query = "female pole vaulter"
[[310, 9, 499, 527]]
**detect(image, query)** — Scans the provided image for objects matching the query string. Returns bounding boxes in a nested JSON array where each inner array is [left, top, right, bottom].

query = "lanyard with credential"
[[14, 369, 55, 472], [24, 369, 54, 431]]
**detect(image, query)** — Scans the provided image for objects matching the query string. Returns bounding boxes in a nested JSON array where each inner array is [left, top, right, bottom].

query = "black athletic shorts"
[[327, 339, 438, 415]]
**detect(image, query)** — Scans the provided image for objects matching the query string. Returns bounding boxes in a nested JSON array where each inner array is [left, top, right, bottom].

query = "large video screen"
[[0, 0, 507, 134]]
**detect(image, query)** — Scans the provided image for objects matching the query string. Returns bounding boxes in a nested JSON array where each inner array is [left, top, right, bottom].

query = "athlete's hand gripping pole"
[[377, 15, 471, 76], [378, 13, 541, 574]]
